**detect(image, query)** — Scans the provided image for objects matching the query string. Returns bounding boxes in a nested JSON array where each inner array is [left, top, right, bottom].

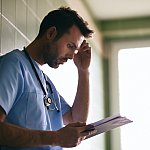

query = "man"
[[0, 7, 95, 150]]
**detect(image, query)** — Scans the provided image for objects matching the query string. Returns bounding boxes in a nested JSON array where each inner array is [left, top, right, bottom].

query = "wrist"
[[78, 69, 90, 77], [40, 130, 58, 146]]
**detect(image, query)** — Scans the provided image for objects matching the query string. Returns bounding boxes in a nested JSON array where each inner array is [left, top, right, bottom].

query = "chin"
[[50, 63, 60, 69], [53, 66, 59, 69]]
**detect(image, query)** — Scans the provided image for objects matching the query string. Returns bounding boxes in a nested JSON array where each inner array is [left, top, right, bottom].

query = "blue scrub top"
[[0, 49, 71, 150]]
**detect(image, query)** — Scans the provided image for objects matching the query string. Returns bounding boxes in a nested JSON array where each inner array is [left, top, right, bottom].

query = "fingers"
[[68, 122, 86, 127], [66, 122, 89, 139], [56, 122, 97, 147], [83, 124, 95, 132], [59, 122, 87, 147], [68, 122, 96, 139], [80, 128, 97, 137], [68, 122, 92, 133], [79, 40, 91, 52]]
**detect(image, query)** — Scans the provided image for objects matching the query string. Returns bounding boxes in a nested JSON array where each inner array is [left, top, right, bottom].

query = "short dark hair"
[[36, 7, 94, 39]]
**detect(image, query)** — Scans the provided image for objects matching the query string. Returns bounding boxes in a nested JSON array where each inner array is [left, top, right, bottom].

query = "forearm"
[[0, 122, 56, 147], [71, 69, 90, 122], [0, 121, 91, 148]]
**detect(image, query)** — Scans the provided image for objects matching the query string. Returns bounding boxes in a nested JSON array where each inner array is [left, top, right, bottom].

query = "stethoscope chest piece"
[[44, 95, 52, 107]]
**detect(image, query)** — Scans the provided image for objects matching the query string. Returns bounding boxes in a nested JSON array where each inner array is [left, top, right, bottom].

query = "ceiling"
[[84, 0, 150, 20]]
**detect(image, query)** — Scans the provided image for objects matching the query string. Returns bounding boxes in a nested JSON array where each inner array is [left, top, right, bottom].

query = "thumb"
[[68, 122, 86, 127]]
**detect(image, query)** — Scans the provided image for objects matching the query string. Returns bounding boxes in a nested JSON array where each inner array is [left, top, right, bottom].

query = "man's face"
[[43, 25, 84, 68]]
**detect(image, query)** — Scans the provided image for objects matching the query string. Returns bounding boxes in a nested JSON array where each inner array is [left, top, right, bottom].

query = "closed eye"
[[67, 43, 77, 51]]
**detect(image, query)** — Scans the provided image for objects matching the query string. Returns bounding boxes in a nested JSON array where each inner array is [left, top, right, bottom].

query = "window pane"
[[118, 47, 150, 150]]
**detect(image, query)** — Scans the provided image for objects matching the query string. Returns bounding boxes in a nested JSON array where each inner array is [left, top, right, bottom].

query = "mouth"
[[58, 58, 68, 64], [52, 58, 68, 68]]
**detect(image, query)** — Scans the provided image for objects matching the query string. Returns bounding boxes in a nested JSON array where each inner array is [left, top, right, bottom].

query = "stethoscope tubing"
[[23, 47, 59, 112]]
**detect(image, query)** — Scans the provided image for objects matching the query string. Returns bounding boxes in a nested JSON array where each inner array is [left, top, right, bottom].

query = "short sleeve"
[[0, 53, 24, 114]]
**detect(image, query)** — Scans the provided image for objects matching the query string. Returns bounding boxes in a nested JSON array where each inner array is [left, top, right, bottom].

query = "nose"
[[68, 55, 74, 60], [67, 52, 74, 60]]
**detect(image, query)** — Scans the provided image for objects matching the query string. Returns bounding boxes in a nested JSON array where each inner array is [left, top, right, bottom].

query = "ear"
[[46, 26, 57, 40]]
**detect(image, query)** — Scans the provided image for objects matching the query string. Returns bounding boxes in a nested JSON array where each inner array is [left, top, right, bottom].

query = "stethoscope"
[[24, 47, 60, 112]]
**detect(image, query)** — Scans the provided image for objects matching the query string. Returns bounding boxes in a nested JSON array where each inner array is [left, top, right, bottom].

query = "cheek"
[[57, 44, 67, 56], [43, 44, 56, 61], [55, 39, 69, 57], [48, 43, 58, 56]]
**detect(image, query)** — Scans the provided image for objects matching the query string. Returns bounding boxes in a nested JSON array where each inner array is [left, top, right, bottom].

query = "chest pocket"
[[26, 92, 47, 129]]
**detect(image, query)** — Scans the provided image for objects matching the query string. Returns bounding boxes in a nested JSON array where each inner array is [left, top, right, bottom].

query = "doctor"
[[0, 7, 94, 150]]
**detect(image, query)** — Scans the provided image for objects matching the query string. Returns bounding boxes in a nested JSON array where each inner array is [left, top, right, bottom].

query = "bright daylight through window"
[[118, 47, 150, 150]]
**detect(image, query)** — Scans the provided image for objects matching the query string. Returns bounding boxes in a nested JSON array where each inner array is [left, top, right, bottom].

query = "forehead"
[[64, 25, 84, 49]]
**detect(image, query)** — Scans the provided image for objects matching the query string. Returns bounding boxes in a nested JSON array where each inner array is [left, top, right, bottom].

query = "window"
[[118, 47, 150, 150], [109, 39, 150, 150]]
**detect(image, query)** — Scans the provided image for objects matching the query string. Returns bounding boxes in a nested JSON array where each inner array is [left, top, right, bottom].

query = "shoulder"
[[0, 49, 24, 63], [0, 49, 27, 73], [1, 49, 25, 60]]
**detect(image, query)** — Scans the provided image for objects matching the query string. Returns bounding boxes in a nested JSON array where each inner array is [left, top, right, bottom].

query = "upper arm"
[[0, 53, 24, 114], [0, 106, 6, 122]]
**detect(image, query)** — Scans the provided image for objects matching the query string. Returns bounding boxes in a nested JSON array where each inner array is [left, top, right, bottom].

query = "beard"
[[45, 54, 68, 69], [46, 56, 68, 69], [42, 43, 59, 68], [43, 42, 68, 68], [44, 51, 59, 68], [43, 43, 65, 69]]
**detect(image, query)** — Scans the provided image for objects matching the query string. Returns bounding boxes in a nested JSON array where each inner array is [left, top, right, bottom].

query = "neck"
[[25, 39, 45, 65]]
